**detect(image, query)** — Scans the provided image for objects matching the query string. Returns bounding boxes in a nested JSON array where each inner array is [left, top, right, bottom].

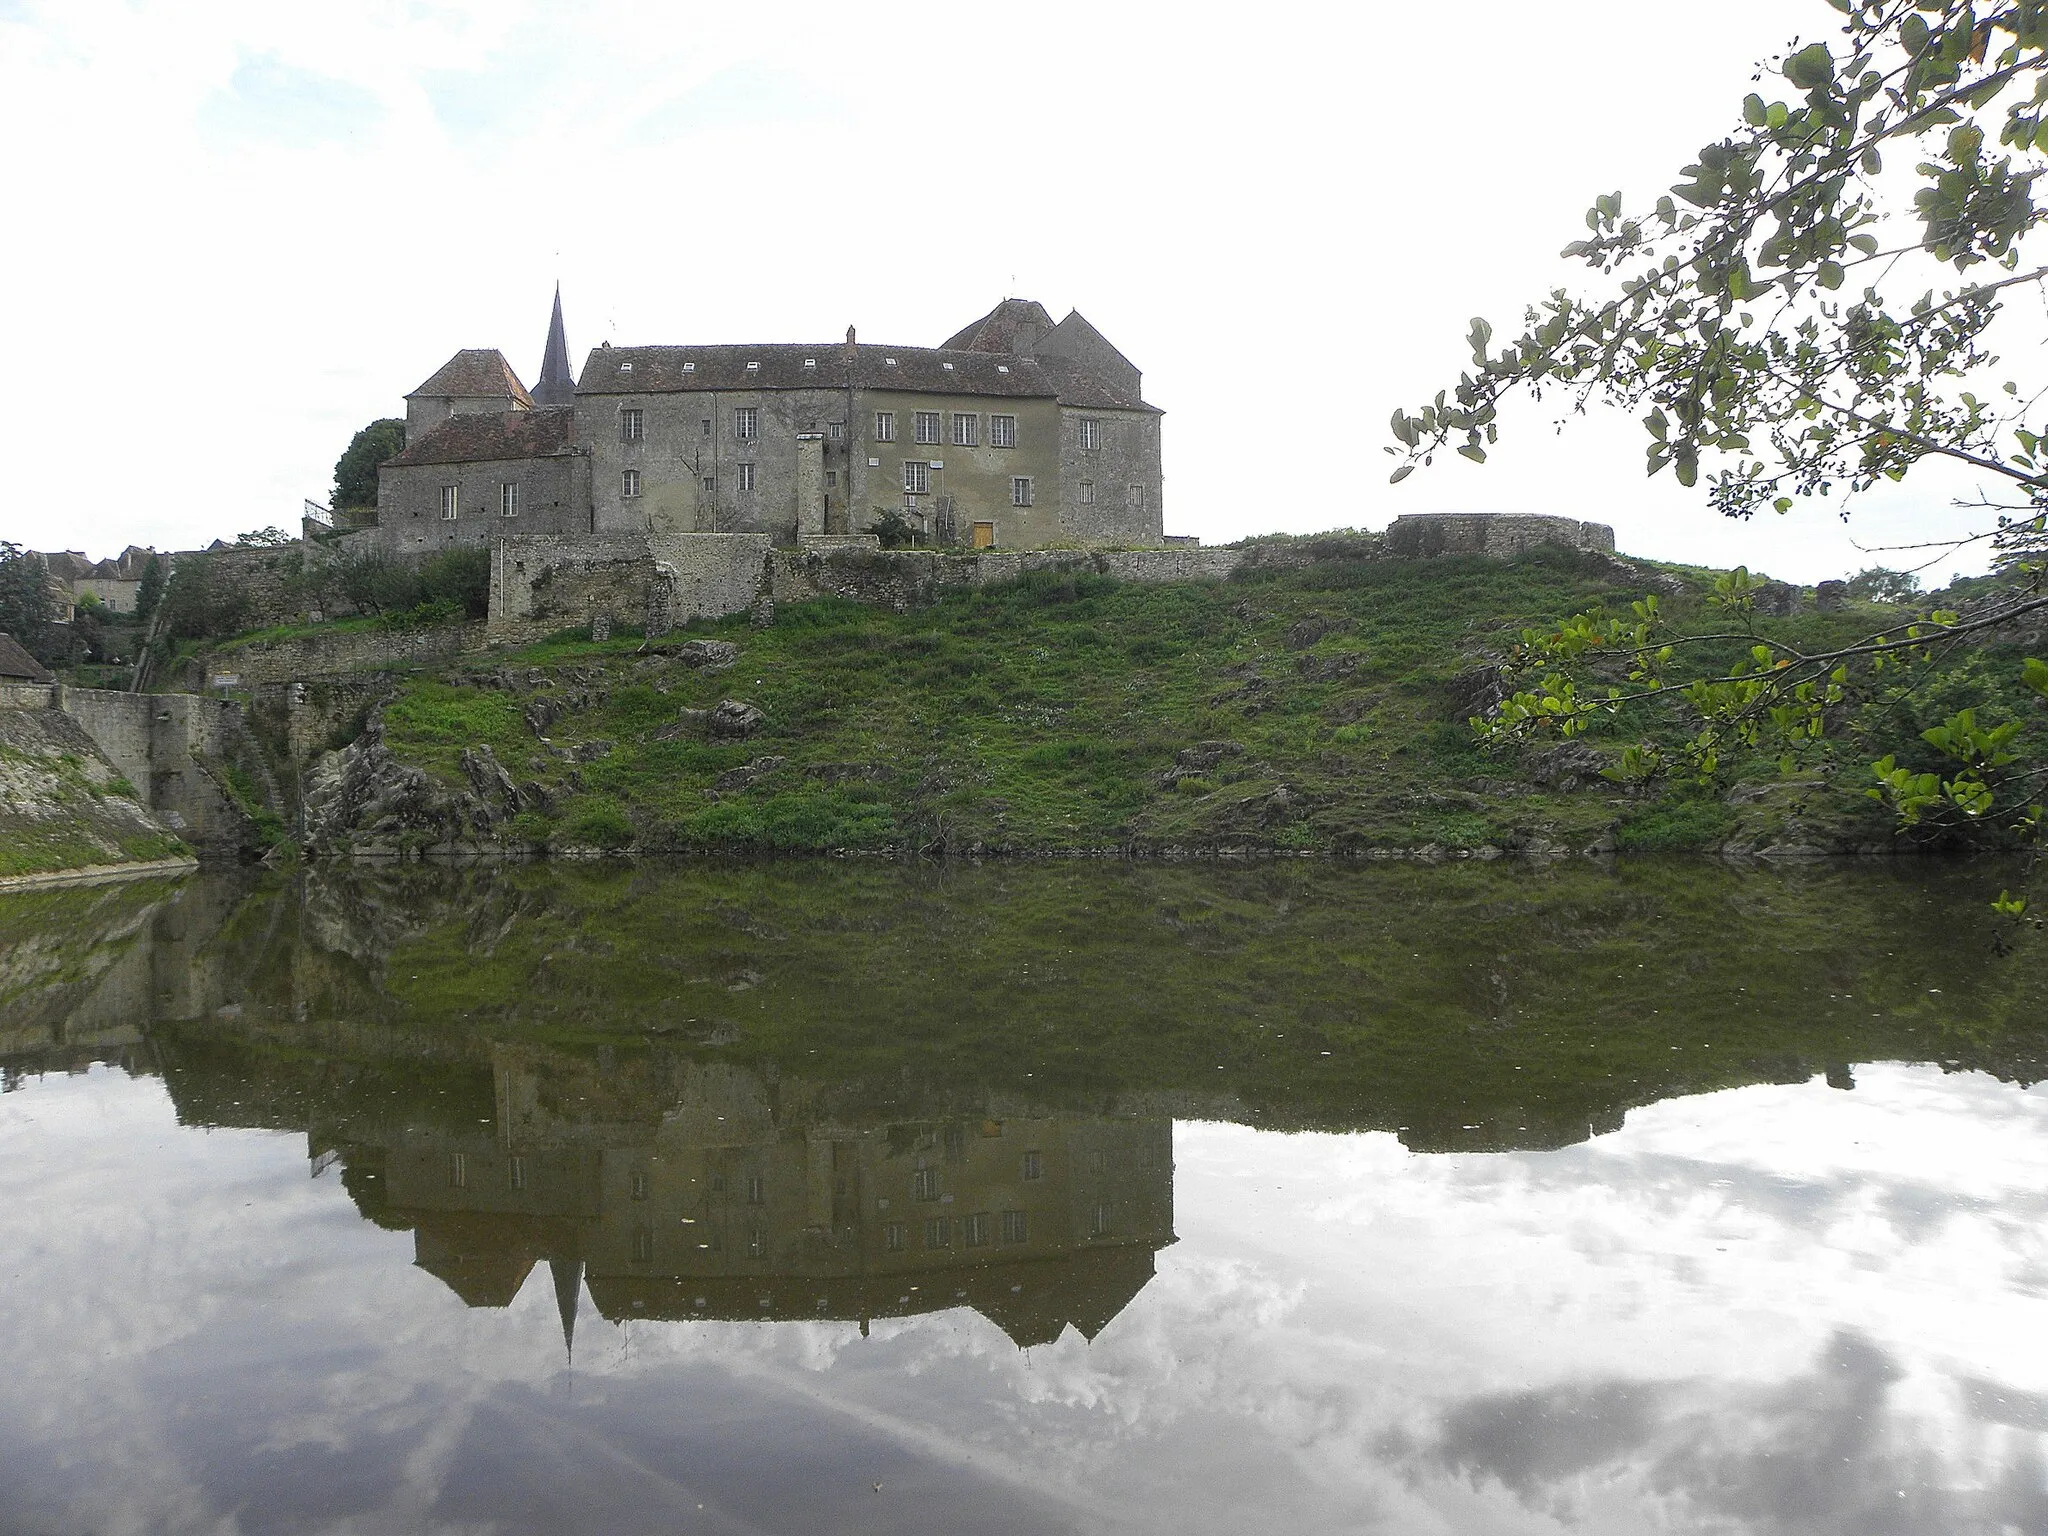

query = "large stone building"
[[377, 295, 1164, 553]]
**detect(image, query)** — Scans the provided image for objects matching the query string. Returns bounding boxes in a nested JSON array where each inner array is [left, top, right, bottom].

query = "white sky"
[[0, 0, 2030, 584]]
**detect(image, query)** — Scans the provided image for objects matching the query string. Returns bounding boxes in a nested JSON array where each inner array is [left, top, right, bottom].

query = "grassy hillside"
[[354, 547, 2020, 857]]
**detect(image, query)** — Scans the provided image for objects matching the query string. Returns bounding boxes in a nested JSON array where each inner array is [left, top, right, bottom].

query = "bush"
[[1616, 799, 1739, 852], [159, 553, 252, 641], [562, 798, 634, 848]]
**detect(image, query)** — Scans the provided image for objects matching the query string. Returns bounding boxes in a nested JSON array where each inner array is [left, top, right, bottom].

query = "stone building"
[[376, 294, 1165, 553]]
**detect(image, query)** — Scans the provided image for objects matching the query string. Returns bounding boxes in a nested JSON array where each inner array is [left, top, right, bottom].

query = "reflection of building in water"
[[349, 1048, 1175, 1349]]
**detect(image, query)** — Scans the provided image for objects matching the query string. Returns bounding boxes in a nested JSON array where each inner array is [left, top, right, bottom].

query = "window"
[[950, 413, 978, 447], [501, 481, 519, 518], [710, 1173, 727, 1195], [874, 411, 896, 442], [912, 1166, 939, 1200], [1022, 1150, 1043, 1180], [1091, 1202, 1111, 1237], [702, 475, 715, 494], [924, 1216, 951, 1248], [829, 421, 845, 440], [745, 361, 761, 372], [621, 408, 644, 442], [509, 1156, 527, 1191], [621, 469, 640, 498], [633, 1226, 655, 1262], [990, 414, 1017, 448], [738, 462, 756, 492], [1079, 417, 1102, 451], [825, 470, 837, 488], [1080, 480, 1095, 505], [914, 411, 942, 445], [964, 1212, 991, 1247], [701, 417, 712, 435], [1011, 476, 1033, 507], [448, 1152, 467, 1188], [748, 1228, 765, 1257], [904, 460, 931, 495], [734, 407, 758, 440], [1128, 484, 1144, 510], [440, 486, 459, 520], [884, 1222, 906, 1252], [1001, 1210, 1028, 1244], [747, 1174, 766, 1205], [631, 1171, 649, 1201]]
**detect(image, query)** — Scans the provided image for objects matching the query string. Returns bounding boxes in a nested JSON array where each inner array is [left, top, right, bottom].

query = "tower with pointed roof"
[[532, 286, 577, 409]]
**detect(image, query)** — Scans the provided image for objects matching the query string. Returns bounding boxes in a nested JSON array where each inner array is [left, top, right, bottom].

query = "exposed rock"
[[460, 745, 519, 808], [590, 614, 612, 643], [1754, 581, 1801, 617], [1295, 651, 1362, 682], [304, 712, 497, 854], [1524, 742, 1611, 792], [708, 699, 766, 739], [1284, 615, 1337, 650], [1449, 663, 1508, 721], [805, 762, 893, 785], [676, 639, 740, 671], [1164, 740, 1244, 786], [523, 697, 561, 737], [550, 739, 614, 764], [1814, 579, 1848, 613], [714, 756, 788, 792]]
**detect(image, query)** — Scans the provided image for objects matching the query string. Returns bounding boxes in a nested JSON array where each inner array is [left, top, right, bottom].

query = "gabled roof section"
[[0, 632, 51, 682], [384, 406, 576, 468], [940, 298, 1056, 355], [577, 342, 1064, 400], [1035, 354, 1158, 414], [406, 349, 535, 407], [1036, 310, 1144, 402]]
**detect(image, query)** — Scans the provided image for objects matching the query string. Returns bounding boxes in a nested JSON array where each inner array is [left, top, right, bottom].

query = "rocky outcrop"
[[302, 713, 536, 856], [0, 707, 192, 882]]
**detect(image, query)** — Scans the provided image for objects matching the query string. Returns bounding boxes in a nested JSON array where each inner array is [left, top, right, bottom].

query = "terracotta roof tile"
[[0, 632, 51, 681], [406, 349, 534, 408], [384, 406, 577, 468]]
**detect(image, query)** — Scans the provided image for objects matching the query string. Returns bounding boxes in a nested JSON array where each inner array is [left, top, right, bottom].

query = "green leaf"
[[1389, 464, 1415, 484], [1817, 260, 1845, 290], [1784, 42, 1835, 90]]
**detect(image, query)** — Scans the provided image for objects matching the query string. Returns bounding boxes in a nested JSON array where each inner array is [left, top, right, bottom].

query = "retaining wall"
[[204, 621, 490, 686]]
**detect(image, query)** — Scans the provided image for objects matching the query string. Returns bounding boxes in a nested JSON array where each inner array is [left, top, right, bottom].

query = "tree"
[[1394, 0, 2048, 910], [0, 542, 55, 661], [1847, 564, 1924, 601], [332, 418, 406, 514], [134, 554, 165, 626]]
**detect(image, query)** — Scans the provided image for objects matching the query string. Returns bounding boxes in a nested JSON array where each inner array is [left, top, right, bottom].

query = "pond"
[[2, 859, 2045, 1534]]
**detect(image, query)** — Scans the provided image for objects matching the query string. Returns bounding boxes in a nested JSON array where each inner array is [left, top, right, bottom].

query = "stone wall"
[[488, 533, 771, 643], [203, 621, 490, 687], [767, 545, 1244, 608], [378, 452, 588, 556], [1057, 407, 1164, 545], [1383, 513, 1616, 559]]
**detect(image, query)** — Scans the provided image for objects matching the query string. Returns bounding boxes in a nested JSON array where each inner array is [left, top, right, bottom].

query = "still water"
[[3, 859, 2046, 1534]]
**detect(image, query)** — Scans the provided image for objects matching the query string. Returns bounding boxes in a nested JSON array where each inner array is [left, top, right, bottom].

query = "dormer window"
[[620, 362, 633, 373], [941, 361, 955, 371], [997, 364, 1010, 373], [746, 361, 761, 371], [682, 361, 696, 372], [884, 357, 897, 366], [803, 358, 816, 368]]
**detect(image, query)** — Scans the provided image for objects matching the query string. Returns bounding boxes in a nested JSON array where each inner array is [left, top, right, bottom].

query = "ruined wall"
[[767, 545, 1244, 608], [488, 533, 771, 643], [202, 622, 490, 687], [54, 688, 255, 853], [1382, 513, 1616, 559]]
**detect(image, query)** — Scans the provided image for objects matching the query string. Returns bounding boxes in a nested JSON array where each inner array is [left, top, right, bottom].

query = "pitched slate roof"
[[533, 287, 576, 408], [406, 349, 535, 407], [941, 298, 1056, 354], [384, 406, 577, 468], [0, 632, 51, 682], [576, 340, 1162, 413]]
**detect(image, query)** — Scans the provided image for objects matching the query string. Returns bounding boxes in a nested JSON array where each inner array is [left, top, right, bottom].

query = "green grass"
[[353, 547, 2043, 858]]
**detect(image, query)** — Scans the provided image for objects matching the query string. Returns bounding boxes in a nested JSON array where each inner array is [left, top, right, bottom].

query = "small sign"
[[210, 673, 241, 689]]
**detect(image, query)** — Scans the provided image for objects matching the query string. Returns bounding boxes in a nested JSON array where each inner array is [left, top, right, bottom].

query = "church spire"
[[533, 285, 576, 407], [551, 1255, 584, 1360]]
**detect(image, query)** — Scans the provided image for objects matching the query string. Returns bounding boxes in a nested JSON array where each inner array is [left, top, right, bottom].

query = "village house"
[[375, 293, 1165, 554]]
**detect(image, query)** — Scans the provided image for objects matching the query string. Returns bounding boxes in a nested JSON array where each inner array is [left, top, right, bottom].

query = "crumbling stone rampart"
[[1383, 513, 1615, 559]]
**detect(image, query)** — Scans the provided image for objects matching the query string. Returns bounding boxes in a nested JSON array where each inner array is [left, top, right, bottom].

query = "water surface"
[[3, 860, 2045, 1534]]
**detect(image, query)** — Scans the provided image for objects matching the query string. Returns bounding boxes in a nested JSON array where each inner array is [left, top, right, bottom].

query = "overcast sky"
[[0, 0, 2028, 583]]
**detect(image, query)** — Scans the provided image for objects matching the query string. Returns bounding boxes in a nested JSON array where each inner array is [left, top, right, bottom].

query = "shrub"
[[562, 798, 634, 848]]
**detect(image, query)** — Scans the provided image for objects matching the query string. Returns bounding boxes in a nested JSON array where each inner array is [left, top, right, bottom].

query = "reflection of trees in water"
[[6, 858, 2048, 1151]]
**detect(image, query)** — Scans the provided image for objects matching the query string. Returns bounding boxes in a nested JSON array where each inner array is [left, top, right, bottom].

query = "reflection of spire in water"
[[551, 1256, 583, 1360]]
